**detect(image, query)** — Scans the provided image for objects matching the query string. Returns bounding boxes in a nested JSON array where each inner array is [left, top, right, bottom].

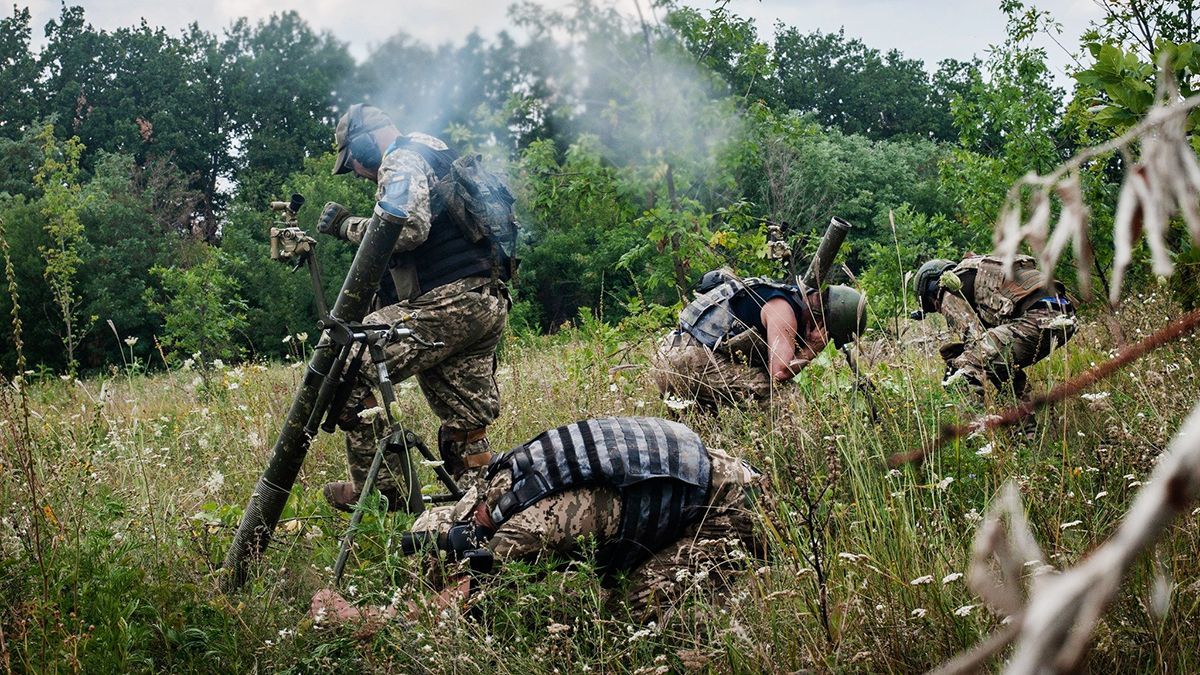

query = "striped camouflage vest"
[[950, 254, 1066, 326], [485, 417, 712, 572]]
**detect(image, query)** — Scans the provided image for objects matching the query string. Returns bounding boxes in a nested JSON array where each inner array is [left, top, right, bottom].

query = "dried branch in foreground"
[[932, 65, 1200, 674], [888, 306, 1200, 468]]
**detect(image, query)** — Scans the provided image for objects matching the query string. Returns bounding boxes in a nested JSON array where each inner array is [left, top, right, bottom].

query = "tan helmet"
[[821, 285, 868, 347]]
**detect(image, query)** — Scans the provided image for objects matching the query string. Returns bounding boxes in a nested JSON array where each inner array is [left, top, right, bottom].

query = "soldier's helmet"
[[695, 269, 734, 294], [332, 104, 394, 175], [913, 259, 956, 313], [821, 285, 868, 348]]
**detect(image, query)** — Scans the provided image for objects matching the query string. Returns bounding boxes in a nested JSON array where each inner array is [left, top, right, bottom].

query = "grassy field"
[[2, 294, 1199, 673]]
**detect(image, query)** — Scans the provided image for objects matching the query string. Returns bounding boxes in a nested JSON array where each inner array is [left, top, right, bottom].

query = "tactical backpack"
[[952, 254, 1064, 325], [431, 154, 520, 280]]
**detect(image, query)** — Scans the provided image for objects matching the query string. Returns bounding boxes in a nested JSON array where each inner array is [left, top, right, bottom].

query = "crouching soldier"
[[650, 271, 867, 408], [912, 253, 1077, 399], [312, 416, 769, 623]]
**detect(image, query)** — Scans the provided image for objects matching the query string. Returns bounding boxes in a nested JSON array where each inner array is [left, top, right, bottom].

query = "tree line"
[[0, 0, 1194, 374]]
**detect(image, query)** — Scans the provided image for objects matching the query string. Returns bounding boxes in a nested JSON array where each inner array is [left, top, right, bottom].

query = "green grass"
[[2, 297, 1199, 673]]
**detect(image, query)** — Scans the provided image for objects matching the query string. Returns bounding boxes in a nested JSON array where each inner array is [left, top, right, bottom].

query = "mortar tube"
[[221, 215, 400, 591], [801, 216, 852, 290]]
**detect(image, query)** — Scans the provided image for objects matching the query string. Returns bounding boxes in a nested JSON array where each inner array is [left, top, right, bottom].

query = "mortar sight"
[[269, 193, 306, 215]]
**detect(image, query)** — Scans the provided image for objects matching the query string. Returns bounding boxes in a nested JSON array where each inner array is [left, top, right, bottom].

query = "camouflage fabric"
[[343, 132, 448, 252], [621, 448, 766, 621], [940, 293, 1076, 397], [650, 329, 772, 407], [409, 446, 767, 618], [343, 276, 508, 492]]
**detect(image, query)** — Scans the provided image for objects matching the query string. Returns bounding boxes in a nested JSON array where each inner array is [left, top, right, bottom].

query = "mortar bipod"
[[331, 322, 464, 585]]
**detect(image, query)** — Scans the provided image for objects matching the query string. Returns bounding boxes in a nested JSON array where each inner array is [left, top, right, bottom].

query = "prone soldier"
[[319, 104, 513, 511], [650, 272, 867, 408], [912, 253, 1077, 399], [311, 416, 769, 622]]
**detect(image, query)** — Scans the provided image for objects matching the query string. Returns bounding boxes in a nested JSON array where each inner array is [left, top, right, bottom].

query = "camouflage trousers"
[[343, 276, 508, 492], [944, 304, 1077, 398], [650, 329, 772, 408]]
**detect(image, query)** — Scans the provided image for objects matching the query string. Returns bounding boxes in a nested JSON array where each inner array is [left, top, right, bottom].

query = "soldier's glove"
[[909, 310, 925, 321], [317, 201, 352, 240]]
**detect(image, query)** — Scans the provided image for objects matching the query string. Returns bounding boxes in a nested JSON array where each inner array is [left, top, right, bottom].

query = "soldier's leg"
[[330, 299, 489, 505], [622, 512, 758, 622], [651, 331, 770, 408], [413, 284, 508, 478]]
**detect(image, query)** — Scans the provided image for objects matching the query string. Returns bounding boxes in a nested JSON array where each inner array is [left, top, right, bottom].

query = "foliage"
[[33, 125, 91, 374], [145, 245, 249, 365]]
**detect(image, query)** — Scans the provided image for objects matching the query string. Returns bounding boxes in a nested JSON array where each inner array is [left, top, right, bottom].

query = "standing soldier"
[[318, 104, 513, 512], [912, 253, 1077, 399], [650, 272, 867, 408], [311, 416, 770, 622]]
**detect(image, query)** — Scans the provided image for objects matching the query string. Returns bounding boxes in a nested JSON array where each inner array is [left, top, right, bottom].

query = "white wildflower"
[[953, 604, 976, 617], [358, 406, 385, 423], [227, 381, 240, 390], [608, 383, 618, 393], [911, 608, 928, 618], [941, 572, 963, 585], [910, 575, 934, 585], [212, 359, 225, 369], [663, 395, 695, 411], [936, 476, 955, 490], [420, 459, 445, 468], [1081, 391, 1110, 403], [975, 443, 994, 457], [204, 471, 225, 494], [124, 336, 138, 346], [1060, 520, 1083, 531], [282, 335, 293, 344], [296, 332, 308, 343], [1095, 491, 1108, 500], [1047, 315, 1076, 330], [547, 622, 571, 635]]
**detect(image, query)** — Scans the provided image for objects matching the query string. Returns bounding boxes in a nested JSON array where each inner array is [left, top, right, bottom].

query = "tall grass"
[[2, 295, 1198, 672]]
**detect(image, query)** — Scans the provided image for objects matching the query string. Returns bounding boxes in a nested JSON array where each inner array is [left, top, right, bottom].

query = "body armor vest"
[[486, 416, 712, 572], [391, 137, 496, 294], [679, 278, 802, 358], [949, 254, 1064, 326]]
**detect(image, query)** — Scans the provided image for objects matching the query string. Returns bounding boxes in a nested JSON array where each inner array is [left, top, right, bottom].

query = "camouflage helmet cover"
[[332, 104, 394, 175]]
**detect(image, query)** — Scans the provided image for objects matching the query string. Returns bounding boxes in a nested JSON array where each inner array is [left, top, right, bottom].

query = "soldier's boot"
[[322, 481, 404, 514], [438, 425, 492, 481]]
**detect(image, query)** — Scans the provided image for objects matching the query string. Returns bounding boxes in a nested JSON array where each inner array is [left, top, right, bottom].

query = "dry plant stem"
[[929, 621, 1022, 675], [1005, 400, 1200, 673], [888, 306, 1200, 468]]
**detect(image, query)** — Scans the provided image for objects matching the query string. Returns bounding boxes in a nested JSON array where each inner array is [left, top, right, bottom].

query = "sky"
[[18, 0, 1104, 87]]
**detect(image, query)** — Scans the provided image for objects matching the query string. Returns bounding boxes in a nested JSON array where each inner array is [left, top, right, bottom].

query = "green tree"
[[33, 125, 90, 374], [145, 245, 248, 365], [0, 6, 40, 141]]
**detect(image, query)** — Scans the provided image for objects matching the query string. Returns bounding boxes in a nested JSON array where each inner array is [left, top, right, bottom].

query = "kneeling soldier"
[[313, 416, 769, 622], [651, 271, 867, 408], [913, 253, 1077, 399]]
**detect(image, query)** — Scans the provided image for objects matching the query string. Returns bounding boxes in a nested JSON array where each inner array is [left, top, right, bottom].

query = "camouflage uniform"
[[340, 133, 509, 492], [937, 254, 1076, 397], [650, 329, 773, 407], [409, 447, 767, 619]]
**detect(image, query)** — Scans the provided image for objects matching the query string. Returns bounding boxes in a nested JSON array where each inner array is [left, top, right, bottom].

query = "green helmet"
[[821, 285, 868, 347], [913, 259, 956, 313]]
